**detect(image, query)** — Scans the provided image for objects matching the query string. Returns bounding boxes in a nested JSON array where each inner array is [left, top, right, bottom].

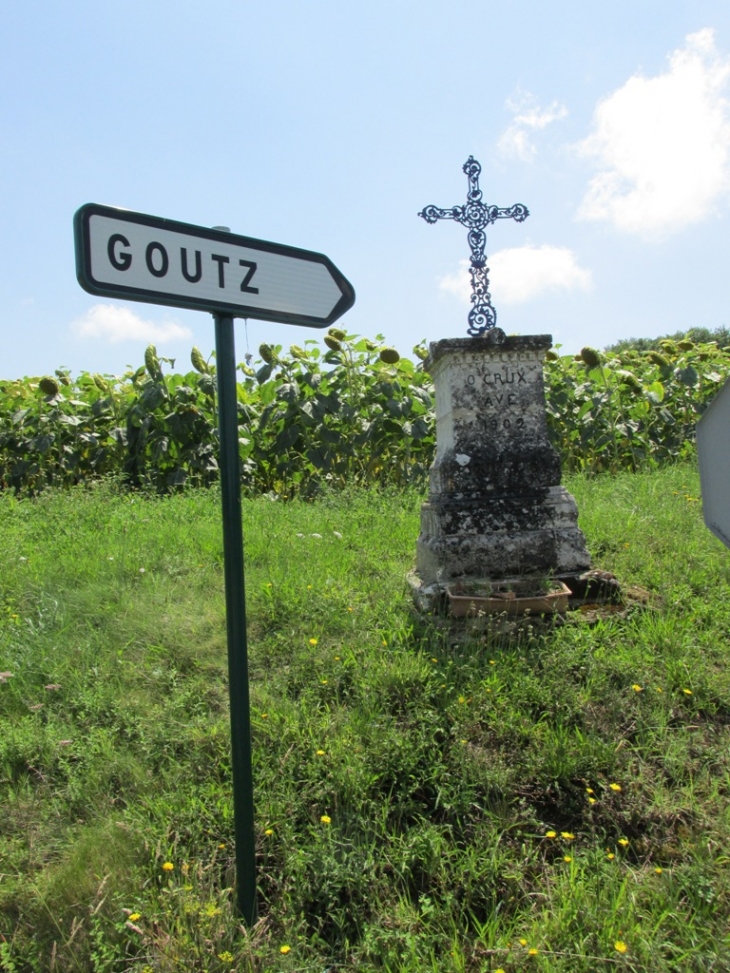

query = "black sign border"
[[73, 203, 355, 328]]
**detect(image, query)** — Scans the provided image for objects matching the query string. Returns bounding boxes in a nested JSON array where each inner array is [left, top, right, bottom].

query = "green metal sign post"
[[74, 204, 355, 922], [214, 312, 257, 923]]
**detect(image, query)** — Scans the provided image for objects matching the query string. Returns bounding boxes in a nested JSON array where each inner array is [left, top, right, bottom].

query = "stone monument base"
[[410, 333, 595, 617]]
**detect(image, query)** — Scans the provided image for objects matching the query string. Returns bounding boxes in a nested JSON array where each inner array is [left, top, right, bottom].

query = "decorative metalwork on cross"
[[419, 156, 529, 337]]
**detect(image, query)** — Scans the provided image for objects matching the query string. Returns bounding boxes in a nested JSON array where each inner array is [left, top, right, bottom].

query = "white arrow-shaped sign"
[[74, 203, 355, 327]]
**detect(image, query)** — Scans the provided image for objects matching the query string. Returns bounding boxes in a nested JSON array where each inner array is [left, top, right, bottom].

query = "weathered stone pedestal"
[[410, 333, 592, 613]]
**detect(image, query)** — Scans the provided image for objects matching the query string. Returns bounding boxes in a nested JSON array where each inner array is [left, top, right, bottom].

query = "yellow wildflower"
[[563, 855, 572, 863], [528, 947, 538, 955], [309, 638, 318, 646], [618, 838, 629, 847], [320, 814, 331, 825], [632, 684, 642, 692], [519, 938, 528, 946], [265, 828, 274, 836], [607, 852, 615, 860], [128, 912, 141, 922], [545, 830, 557, 839], [316, 749, 325, 755], [655, 867, 663, 874], [162, 862, 174, 872], [682, 688, 693, 695], [561, 832, 575, 840], [218, 951, 234, 963], [614, 940, 628, 954], [280, 944, 291, 954], [609, 783, 622, 792]]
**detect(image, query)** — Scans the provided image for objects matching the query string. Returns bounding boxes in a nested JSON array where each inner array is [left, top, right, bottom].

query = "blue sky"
[[2, 0, 730, 378]]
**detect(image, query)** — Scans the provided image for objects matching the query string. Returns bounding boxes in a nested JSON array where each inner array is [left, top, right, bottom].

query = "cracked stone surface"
[[414, 334, 592, 589]]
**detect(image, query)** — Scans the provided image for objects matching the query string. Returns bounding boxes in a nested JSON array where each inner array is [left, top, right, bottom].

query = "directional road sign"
[[73, 200, 355, 926], [74, 203, 355, 327], [697, 375, 730, 549]]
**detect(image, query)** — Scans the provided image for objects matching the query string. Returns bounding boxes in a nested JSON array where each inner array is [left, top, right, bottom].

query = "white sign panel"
[[74, 204, 355, 327], [697, 375, 730, 549]]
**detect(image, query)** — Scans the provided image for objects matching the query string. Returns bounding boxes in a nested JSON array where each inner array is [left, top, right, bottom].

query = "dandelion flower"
[[261, 713, 268, 719], [519, 939, 528, 946], [316, 749, 325, 756], [128, 912, 141, 922], [632, 684, 642, 692], [218, 843, 226, 849], [561, 832, 575, 840], [320, 679, 328, 685], [545, 831, 557, 839], [682, 688, 693, 695], [309, 638, 318, 646], [654, 867, 663, 874], [528, 947, 538, 955], [588, 797, 597, 804], [614, 940, 628, 954], [265, 828, 274, 836], [607, 852, 615, 860], [618, 838, 629, 847], [563, 855, 572, 863], [334, 655, 340, 661], [162, 862, 174, 872], [458, 696, 466, 704], [609, 783, 622, 792], [431, 658, 439, 663], [320, 814, 331, 825], [280, 944, 291, 954], [586, 787, 594, 795]]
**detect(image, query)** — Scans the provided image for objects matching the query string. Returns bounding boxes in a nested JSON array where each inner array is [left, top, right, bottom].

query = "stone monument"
[[410, 158, 592, 613]]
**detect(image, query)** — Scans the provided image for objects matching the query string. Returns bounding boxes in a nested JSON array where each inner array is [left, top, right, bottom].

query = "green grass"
[[1, 466, 730, 972]]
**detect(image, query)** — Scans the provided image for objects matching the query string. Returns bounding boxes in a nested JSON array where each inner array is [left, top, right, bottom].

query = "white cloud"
[[71, 304, 193, 344], [498, 91, 568, 162], [576, 28, 730, 236], [439, 246, 592, 305]]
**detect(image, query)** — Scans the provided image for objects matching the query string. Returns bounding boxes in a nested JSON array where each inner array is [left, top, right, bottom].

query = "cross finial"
[[419, 156, 529, 337]]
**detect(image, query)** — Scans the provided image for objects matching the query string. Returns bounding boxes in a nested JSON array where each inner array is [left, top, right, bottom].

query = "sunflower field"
[[0, 331, 727, 496]]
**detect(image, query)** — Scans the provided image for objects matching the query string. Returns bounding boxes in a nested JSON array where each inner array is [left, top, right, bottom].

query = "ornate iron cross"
[[419, 156, 529, 337]]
